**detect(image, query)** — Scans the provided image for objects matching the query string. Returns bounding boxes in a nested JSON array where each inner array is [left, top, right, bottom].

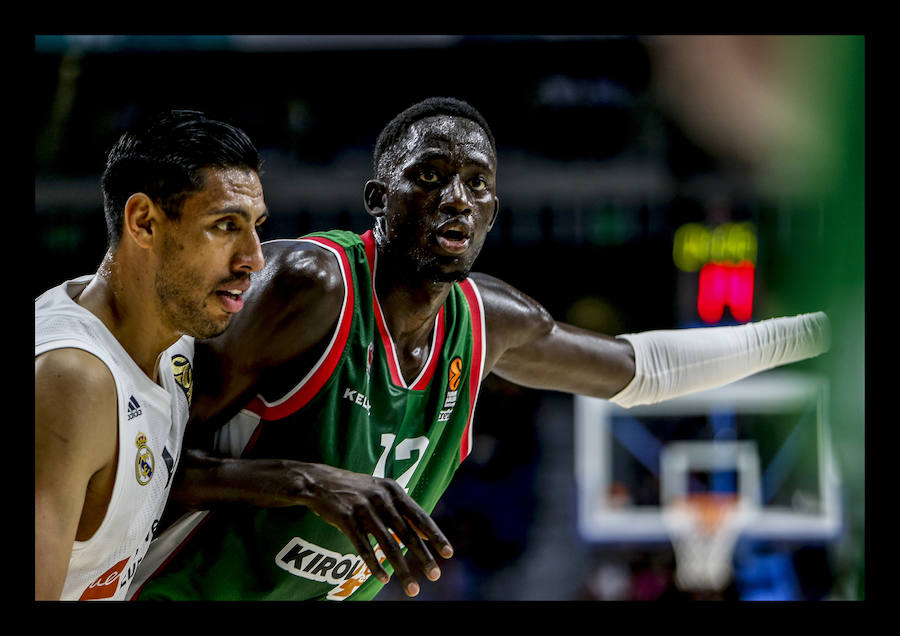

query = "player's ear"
[[487, 196, 500, 231], [364, 180, 387, 219], [122, 193, 161, 249]]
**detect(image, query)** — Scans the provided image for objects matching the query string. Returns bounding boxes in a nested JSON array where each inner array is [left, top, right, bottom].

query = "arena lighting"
[[697, 261, 755, 323]]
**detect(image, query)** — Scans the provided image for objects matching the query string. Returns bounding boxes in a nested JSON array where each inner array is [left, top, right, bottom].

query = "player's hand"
[[173, 452, 454, 597], [297, 463, 454, 597]]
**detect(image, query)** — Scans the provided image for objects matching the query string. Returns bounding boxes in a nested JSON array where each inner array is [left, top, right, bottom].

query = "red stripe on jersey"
[[410, 307, 445, 390], [362, 231, 404, 386], [361, 230, 445, 391], [245, 236, 355, 420], [458, 278, 485, 462]]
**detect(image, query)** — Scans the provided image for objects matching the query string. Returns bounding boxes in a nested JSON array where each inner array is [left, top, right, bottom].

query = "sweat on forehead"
[[376, 115, 495, 177], [372, 97, 496, 177]]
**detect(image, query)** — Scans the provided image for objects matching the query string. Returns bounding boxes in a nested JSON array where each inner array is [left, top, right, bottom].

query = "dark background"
[[34, 34, 865, 601]]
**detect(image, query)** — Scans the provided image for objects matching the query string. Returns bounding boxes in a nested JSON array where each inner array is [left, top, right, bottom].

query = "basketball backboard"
[[575, 370, 841, 546]]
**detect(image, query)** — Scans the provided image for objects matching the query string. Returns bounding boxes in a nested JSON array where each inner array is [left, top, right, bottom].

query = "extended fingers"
[[402, 511, 454, 559]]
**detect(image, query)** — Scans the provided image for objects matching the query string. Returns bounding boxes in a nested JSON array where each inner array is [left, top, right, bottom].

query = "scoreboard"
[[673, 222, 758, 324]]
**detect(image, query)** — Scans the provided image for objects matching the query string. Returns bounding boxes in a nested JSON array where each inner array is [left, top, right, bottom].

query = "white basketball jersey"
[[35, 276, 194, 600]]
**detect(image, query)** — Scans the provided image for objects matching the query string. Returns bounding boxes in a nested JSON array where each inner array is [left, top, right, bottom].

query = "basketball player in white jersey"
[[34, 110, 268, 600]]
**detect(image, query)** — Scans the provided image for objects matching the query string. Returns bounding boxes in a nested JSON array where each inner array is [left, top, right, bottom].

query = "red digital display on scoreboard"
[[697, 261, 755, 323]]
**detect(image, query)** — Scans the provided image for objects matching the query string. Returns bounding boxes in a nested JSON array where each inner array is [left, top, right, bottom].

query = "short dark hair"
[[372, 97, 496, 178], [100, 109, 262, 248]]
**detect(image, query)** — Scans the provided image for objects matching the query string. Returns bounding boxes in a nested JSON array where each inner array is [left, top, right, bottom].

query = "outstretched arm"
[[473, 272, 830, 406]]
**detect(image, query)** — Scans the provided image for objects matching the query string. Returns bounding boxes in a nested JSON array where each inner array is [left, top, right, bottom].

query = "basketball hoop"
[[662, 493, 751, 592]]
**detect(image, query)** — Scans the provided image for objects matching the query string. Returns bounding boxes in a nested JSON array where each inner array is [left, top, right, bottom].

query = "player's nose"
[[439, 175, 472, 215], [233, 226, 265, 273]]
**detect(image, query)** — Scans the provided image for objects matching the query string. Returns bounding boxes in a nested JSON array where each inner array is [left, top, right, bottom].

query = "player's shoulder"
[[467, 272, 554, 332], [35, 347, 116, 409], [230, 239, 347, 344], [469, 272, 549, 315], [35, 347, 118, 473], [260, 239, 346, 298]]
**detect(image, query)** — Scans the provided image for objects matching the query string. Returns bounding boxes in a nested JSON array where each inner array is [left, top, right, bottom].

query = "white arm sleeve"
[[609, 312, 831, 408]]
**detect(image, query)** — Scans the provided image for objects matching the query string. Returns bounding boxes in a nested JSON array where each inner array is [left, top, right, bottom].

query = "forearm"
[[610, 311, 831, 408], [170, 449, 317, 510]]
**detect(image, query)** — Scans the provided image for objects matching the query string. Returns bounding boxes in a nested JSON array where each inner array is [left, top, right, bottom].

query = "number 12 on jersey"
[[373, 434, 429, 493]]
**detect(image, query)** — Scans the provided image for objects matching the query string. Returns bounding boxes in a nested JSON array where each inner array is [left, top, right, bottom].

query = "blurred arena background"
[[34, 34, 864, 601]]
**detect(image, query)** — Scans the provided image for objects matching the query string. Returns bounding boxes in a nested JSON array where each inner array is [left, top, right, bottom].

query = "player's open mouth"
[[434, 221, 472, 255], [215, 288, 245, 313]]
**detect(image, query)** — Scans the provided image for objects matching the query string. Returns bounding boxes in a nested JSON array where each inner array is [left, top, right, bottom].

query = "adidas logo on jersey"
[[127, 395, 142, 420]]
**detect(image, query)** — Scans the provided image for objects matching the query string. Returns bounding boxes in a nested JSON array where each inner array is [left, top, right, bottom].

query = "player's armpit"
[[34, 348, 118, 600]]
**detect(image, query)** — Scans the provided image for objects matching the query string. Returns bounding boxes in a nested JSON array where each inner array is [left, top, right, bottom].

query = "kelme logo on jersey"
[[275, 537, 366, 588], [171, 354, 193, 405], [135, 433, 154, 485], [438, 356, 463, 422]]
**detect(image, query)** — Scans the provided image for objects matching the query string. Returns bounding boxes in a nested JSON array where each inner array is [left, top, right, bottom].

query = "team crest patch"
[[135, 433, 154, 485], [171, 354, 193, 405]]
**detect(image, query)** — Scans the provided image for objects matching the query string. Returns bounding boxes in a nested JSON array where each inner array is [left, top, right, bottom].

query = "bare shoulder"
[[202, 240, 347, 368], [256, 239, 345, 332], [468, 272, 554, 333], [35, 348, 116, 407], [467, 272, 555, 369], [259, 239, 346, 304], [35, 348, 117, 469]]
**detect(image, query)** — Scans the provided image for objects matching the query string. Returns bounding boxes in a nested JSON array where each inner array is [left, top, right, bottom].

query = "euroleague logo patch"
[[171, 354, 193, 405], [439, 357, 463, 422], [448, 356, 463, 391]]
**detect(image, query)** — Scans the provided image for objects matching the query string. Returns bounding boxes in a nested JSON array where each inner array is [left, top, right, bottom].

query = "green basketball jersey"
[[130, 230, 487, 601]]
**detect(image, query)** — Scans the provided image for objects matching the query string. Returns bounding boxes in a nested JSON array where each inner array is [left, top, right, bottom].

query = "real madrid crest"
[[135, 433, 154, 486], [171, 354, 193, 405]]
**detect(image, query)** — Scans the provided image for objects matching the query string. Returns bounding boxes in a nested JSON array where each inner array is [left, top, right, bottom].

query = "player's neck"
[[374, 261, 450, 364], [76, 251, 178, 382], [380, 278, 448, 338]]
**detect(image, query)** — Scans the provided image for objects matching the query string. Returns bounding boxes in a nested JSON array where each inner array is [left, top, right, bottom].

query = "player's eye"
[[468, 177, 488, 192], [418, 169, 440, 184], [214, 219, 239, 232]]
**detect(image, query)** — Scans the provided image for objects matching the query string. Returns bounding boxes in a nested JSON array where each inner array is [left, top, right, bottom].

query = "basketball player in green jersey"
[[130, 97, 830, 601]]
